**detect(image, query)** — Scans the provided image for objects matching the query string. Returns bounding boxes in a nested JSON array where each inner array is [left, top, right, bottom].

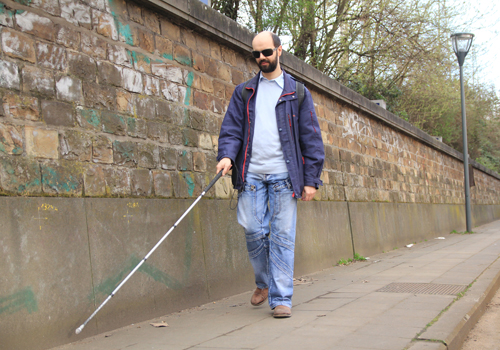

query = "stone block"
[[225, 84, 235, 99], [231, 68, 244, 85], [180, 28, 196, 48], [56, 25, 80, 50], [174, 44, 191, 66], [60, 0, 91, 28], [160, 18, 180, 42], [22, 65, 55, 96], [92, 9, 117, 40], [156, 100, 187, 125], [144, 75, 160, 96], [2, 92, 39, 120], [0, 4, 14, 27], [76, 107, 100, 131], [130, 169, 152, 196], [127, 117, 147, 139], [25, 126, 58, 159], [41, 160, 83, 195], [36, 42, 67, 71], [92, 135, 113, 164], [215, 176, 232, 199], [177, 150, 192, 171], [81, 32, 106, 59], [116, 90, 134, 114], [97, 61, 122, 86], [2, 28, 36, 62], [83, 82, 116, 110], [56, 75, 83, 102], [213, 81, 225, 98], [192, 52, 205, 72], [143, 9, 160, 34], [155, 35, 173, 60], [161, 82, 182, 102], [198, 133, 212, 150], [113, 140, 137, 167], [193, 152, 206, 172], [0, 156, 41, 195], [159, 147, 176, 170], [68, 51, 96, 82], [0, 123, 23, 155], [31, 0, 61, 16], [172, 171, 197, 198], [210, 42, 221, 60], [108, 43, 132, 68], [101, 111, 126, 135], [152, 62, 182, 83], [41, 100, 75, 127], [206, 153, 218, 170], [152, 170, 172, 197], [137, 142, 158, 169], [205, 57, 218, 78], [147, 121, 169, 143], [129, 50, 151, 73], [103, 167, 131, 196], [134, 96, 155, 119], [121, 67, 143, 93], [15, 10, 55, 41], [0, 60, 20, 89], [83, 164, 106, 196], [105, 0, 127, 18], [193, 90, 210, 111], [59, 130, 92, 161], [182, 128, 198, 147], [168, 126, 182, 145], [217, 63, 231, 82], [222, 47, 237, 67], [135, 27, 154, 53], [127, 1, 143, 24]]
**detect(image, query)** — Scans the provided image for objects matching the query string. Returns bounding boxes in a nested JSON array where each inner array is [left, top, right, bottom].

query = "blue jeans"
[[237, 172, 298, 309]]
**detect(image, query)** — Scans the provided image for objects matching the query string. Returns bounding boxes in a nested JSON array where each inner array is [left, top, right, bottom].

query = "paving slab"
[[50, 220, 500, 350]]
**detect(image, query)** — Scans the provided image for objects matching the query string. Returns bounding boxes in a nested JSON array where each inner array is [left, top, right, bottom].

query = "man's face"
[[256, 49, 278, 73], [252, 33, 281, 74]]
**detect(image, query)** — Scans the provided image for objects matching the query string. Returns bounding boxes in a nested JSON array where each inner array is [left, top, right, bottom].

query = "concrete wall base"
[[1, 197, 499, 350]]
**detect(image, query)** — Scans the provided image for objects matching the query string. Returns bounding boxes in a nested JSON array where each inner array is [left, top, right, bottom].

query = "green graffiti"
[[115, 19, 133, 45], [17, 178, 40, 193], [0, 3, 5, 14], [162, 53, 173, 60], [41, 166, 80, 193], [12, 146, 23, 155], [184, 72, 194, 106], [128, 50, 151, 68], [176, 56, 192, 67], [13, 0, 31, 6], [0, 287, 38, 315], [80, 109, 100, 128], [182, 173, 195, 197]]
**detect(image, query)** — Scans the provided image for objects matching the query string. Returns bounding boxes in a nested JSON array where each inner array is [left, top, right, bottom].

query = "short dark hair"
[[271, 32, 281, 48]]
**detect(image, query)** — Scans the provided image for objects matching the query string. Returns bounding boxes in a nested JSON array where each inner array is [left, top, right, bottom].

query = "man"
[[216, 31, 324, 318]]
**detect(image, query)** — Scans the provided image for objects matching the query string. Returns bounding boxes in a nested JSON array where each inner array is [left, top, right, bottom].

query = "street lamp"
[[451, 32, 474, 232]]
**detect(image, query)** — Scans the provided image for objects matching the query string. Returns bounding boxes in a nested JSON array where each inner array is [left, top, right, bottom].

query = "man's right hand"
[[216, 157, 232, 176]]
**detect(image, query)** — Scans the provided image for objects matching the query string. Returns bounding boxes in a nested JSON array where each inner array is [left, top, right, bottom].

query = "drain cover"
[[377, 283, 466, 295]]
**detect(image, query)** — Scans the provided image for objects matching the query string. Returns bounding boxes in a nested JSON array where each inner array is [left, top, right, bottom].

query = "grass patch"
[[337, 253, 367, 266]]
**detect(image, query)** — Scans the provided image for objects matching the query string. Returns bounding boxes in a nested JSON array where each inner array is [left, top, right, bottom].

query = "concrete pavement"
[[51, 220, 500, 350]]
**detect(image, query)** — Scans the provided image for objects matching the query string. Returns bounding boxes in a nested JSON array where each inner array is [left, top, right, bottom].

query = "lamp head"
[[451, 33, 474, 66]]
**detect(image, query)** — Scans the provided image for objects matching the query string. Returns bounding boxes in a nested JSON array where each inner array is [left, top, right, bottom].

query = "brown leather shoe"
[[273, 305, 292, 318], [250, 287, 268, 306]]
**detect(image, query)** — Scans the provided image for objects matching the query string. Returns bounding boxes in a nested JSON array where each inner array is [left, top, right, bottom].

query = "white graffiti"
[[339, 110, 375, 145]]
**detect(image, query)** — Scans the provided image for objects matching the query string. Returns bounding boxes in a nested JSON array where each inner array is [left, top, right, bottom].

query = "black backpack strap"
[[241, 79, 251, 103], [296, 81, 305, 109]]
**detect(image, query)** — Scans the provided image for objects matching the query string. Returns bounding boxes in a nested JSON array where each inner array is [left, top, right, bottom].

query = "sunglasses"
[[252, 47, 277, 58]]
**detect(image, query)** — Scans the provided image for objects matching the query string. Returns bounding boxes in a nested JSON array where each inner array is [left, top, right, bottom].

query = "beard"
[[258, 57, 278, 73]]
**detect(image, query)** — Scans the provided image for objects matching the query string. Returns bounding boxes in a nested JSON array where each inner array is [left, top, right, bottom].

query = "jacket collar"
[[245, 69, 296, 96]]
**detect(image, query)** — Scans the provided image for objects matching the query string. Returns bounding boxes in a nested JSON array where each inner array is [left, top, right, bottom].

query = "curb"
[[413, 256, 500, 349]]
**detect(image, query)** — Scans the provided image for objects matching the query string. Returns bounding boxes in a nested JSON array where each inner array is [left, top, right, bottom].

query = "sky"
[[452, 0, 500, 91]]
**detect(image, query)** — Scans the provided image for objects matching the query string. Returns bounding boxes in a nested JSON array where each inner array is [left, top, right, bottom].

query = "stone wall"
[[2, 1, 500, 349]]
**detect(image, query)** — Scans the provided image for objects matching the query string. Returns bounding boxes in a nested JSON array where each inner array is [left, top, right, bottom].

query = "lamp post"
[[451, 32, 474, 232]]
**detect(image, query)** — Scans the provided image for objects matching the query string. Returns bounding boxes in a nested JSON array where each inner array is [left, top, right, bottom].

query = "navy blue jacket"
[[217, 70, 325, 199]]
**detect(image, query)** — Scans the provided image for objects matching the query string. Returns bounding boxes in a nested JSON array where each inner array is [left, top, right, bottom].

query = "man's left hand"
[[301, 186, 316, 201]]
